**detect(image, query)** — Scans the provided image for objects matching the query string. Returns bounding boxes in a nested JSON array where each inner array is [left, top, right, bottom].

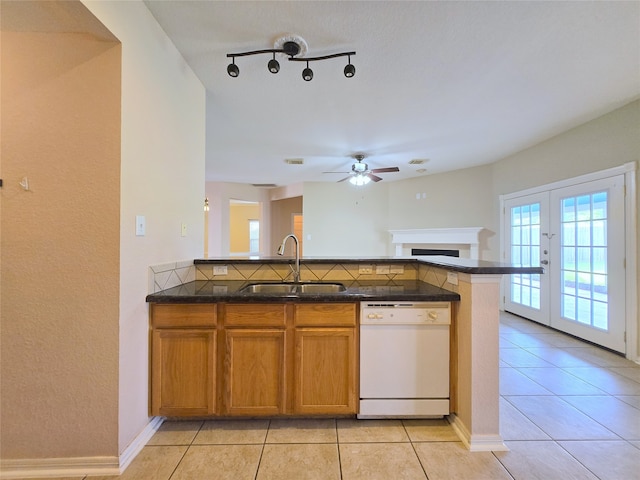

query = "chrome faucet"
[[277, 234, 300, 283]]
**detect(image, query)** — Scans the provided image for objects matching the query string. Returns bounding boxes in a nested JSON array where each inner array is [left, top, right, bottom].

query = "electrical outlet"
[[376, 265, 390, 274], [358, 265, 373, 274], [213, 265, 228, 275], [447, 272, 459, 285]]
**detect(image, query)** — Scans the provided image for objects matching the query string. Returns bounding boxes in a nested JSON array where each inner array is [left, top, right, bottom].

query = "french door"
[[504, 175, 626, 353]]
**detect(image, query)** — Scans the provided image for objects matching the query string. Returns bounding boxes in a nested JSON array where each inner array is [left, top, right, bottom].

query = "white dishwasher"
[[358, 302, 451, 418]]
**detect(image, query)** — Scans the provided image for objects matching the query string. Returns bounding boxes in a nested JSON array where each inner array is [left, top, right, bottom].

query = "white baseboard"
[[448, 414, 509, 452], [119, 416, 165, 472], [0, 456, 119, 479], [0, 417, 165, 479]]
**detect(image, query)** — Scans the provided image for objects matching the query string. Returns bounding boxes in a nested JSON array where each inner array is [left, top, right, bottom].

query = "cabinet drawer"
[[224, 304, 287, 327], [151, 304, 216, 328], [294, 303, 357, 327]]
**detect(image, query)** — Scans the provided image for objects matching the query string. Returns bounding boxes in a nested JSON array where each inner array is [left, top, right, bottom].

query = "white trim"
[[624, 167, 639, 363], [499, 161, 638, 361], [0, 457, 119, 479], [119, 416, 165, 472], [389, 227, 486, 259], [447, 414, 508, 452], [0, 417, 165, 479]]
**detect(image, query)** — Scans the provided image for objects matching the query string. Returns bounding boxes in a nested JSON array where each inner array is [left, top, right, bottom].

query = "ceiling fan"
[[326, 154, 400, 185]]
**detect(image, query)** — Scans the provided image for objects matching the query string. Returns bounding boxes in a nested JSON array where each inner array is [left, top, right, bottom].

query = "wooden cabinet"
[[224, 329, 286, 415], [149, 301, 357, 417], [293, 303, 357, 415], [222, 304, 288, 415], [150, 304, 216, 416]]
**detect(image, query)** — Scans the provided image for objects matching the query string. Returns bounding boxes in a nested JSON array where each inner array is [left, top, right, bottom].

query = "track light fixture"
[[226, 34, 355, 81], [227, 58, 239, 77]]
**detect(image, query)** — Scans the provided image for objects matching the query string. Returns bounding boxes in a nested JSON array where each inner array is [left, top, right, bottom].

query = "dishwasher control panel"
[[360, 302, 451, 325]]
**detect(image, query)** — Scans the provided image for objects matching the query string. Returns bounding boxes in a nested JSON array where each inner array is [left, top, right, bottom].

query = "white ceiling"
[[144, 0, 639, 187]]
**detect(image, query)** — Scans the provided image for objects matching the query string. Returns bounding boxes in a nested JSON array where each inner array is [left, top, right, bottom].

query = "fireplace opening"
[[411, 248, 460, 257]]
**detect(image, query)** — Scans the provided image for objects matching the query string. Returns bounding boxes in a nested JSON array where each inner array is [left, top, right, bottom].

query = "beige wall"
[[271, 196, 303, 256], [229, 203, 261, 253], [1, 18, 121, 458], [1, 0, 207, 464], [303, 181, 391, 256], [83, 0, 207, 455]]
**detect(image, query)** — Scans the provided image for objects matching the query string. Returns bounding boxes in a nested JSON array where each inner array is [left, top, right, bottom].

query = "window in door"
[[559, 192, 608, 329], [510, 203, 541, 310]]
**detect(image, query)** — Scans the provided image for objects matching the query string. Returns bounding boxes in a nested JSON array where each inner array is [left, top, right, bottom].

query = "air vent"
[[252, 183, 277, 188], [284, 158, 304, 165], [409, 159, 428, 165]]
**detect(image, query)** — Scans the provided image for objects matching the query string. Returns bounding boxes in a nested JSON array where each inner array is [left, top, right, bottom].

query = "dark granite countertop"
[[146, 280, 461, 304], [194, 256, 544, 275]]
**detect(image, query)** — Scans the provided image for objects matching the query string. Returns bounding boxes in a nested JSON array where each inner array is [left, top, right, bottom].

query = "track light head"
[[344, 63, 355, 78], [268, 53, 280, 74], [227, 61, 239, 77], [302, 62, 313, 81]]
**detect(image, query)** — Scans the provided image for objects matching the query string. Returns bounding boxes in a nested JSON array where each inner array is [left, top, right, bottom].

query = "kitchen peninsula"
[[146, 256, 542, 452]]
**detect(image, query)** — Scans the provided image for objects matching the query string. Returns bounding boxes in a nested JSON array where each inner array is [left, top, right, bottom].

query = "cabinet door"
[[223, 329, 286, 416], [151, 328, 216, 416], [294, 328, 357, 415]]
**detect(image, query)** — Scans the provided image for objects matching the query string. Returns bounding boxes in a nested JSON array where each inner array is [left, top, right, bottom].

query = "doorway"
[[229, 200, 261, 256], [502, 168, 632, 353]]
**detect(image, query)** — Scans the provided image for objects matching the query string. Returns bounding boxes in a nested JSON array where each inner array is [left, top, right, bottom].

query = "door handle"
[[540, 260, 549, 265]]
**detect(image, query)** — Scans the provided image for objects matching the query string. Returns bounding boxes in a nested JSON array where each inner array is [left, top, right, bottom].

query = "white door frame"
[[499, 162, 637, 363]]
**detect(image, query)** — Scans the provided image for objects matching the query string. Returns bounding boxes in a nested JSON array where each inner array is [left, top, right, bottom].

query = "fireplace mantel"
[[389, 227, 486, 259]]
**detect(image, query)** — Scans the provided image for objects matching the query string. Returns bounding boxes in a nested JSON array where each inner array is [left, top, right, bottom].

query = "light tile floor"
[[44, 312, 640, 479]]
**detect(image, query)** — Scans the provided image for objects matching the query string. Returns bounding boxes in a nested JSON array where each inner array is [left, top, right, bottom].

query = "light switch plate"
[[135, 215, 145, 236], [376, 265, 390, 274], [389, 265, 405, 274], [447, 272, 459, 285], [181, 223, 187, 237]]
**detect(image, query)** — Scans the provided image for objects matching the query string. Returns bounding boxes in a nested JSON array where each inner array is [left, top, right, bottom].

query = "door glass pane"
[[510, 202, 541, 310], [560, 191, 608, 331]]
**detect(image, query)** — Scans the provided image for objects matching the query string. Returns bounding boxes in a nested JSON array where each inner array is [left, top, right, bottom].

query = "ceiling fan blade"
[[323, 171, 350, 174], [371, 167, 399, 173], [366, 173, 383, 182], [337, 176, 352, 183]]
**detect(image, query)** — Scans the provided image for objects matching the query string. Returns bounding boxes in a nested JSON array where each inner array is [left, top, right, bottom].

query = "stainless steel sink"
[[296, 283, 346, 294], [240, 283, 297, 294], [239, 282, 346, 294]]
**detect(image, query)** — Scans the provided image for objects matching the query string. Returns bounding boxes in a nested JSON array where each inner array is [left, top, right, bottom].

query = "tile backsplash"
[[195, 262, 418, 283], [149, 260, 196, 293], [150, 260, 458, 294]]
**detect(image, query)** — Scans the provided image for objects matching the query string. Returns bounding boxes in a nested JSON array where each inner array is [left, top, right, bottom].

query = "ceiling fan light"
[[349, 174, 370, 186], [344, 63, 355, 78], [227, 62, 239, 77]]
